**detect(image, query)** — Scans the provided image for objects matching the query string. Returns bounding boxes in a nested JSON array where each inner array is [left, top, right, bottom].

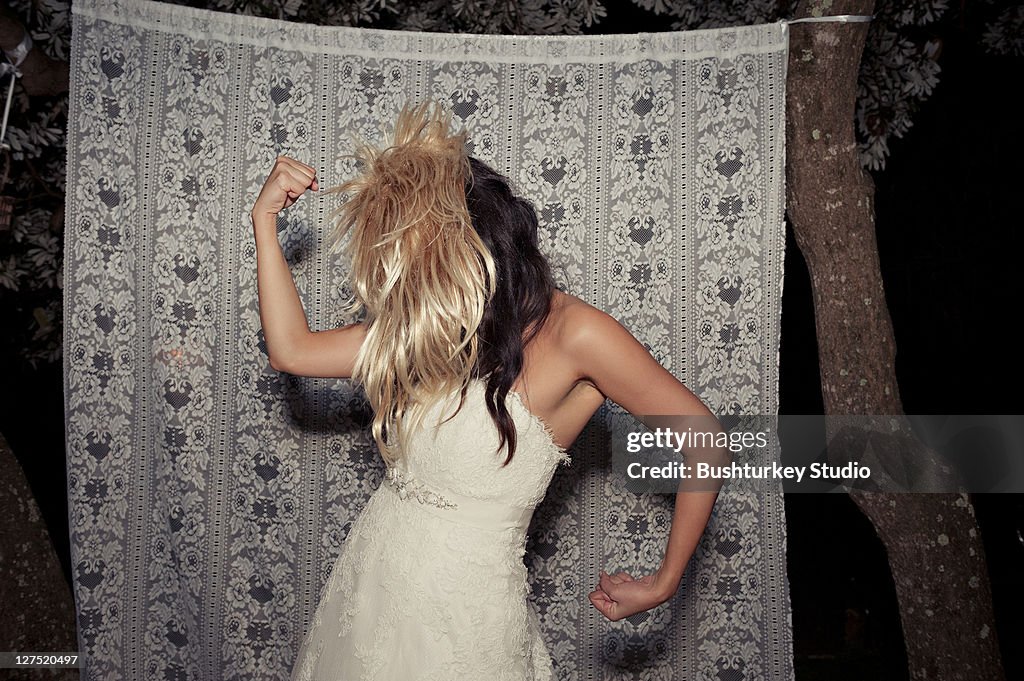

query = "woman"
[[251, 100, 724, 680]]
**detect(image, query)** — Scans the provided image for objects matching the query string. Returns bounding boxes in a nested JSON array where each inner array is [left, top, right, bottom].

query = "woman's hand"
[[251, 155, 319, 217], [588, 568, 678, 621]]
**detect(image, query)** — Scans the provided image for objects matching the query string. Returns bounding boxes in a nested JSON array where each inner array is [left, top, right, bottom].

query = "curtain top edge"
[[74, 0, 788, 64]]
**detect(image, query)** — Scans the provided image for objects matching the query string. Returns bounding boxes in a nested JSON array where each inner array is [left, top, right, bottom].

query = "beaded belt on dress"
[[381, 466, 534, 533]]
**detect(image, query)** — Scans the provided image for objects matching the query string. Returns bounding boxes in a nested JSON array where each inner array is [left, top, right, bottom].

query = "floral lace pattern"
[[65, 1, 792, 678]]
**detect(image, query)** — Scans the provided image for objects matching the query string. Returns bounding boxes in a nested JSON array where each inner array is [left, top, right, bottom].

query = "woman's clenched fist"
[[251, 155, 319, 217]]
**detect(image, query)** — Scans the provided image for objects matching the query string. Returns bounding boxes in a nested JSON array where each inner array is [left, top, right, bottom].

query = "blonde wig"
[[323, 100, 497, 465]]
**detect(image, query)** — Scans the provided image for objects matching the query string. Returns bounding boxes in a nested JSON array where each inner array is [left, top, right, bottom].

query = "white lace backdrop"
[[64, 0, 793, 677]]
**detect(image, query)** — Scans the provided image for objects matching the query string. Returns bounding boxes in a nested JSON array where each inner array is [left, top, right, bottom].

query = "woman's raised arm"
[[251, 155, 366, 378]]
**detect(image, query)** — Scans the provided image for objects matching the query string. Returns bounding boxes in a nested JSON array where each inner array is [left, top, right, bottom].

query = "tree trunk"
[[785, 1, 1005, 678], [0, 432, 79, 680]]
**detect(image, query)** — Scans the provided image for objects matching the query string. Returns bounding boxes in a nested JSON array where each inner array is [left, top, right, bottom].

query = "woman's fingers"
[[276, 153, 315, 188], [273, 156, 317, 197], [599, 569, 636, 586], [591, 591, 623, 621], [275, 165, 318, 207], [592, 570, 668, 622], [278, 163, 316, 190], [588, 588, 617, 620], [275, 154, 316, 178], [598, 572, 616, 599], [252, 156, 319, 216], [599, 571, 622, 595]]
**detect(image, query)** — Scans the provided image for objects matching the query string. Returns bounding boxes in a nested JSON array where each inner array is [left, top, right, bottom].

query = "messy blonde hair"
[[323, 100, 496, 465]]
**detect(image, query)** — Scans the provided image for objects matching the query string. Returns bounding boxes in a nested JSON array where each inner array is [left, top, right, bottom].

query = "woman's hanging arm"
[[565, 304, 730, 621], [251, 156, 366, 378]]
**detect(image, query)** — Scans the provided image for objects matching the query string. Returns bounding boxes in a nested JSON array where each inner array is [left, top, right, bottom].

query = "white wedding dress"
[[290, 377, 572, 680]]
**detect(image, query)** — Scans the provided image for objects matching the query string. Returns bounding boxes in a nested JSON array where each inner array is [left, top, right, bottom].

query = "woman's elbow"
[[265, 336, 303, 373], [267, 352, 291, 373]]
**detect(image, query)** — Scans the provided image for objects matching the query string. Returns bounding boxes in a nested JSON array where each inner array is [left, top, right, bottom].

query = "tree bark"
[[0, 432, 79, 680], [785, 1, 1005, 678]]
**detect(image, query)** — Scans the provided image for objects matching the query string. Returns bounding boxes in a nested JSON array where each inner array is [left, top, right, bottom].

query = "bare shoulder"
[[545, 289, 640, 386], [547, 289, 712, 417], [548, 289, 629, 350]]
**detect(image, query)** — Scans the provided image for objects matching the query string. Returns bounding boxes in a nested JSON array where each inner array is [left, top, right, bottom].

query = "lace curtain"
[[64, 0, 793, 677]]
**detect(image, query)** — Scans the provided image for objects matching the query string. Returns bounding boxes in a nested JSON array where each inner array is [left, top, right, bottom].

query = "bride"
[[250, 100, 726, 680]]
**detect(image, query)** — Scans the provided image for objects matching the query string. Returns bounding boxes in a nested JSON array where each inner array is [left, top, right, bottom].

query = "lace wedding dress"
[[290, 377, 572, 680]]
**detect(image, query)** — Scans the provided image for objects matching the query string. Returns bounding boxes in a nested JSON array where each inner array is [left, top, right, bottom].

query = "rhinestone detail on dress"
[[383, 466, 459, 510]]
